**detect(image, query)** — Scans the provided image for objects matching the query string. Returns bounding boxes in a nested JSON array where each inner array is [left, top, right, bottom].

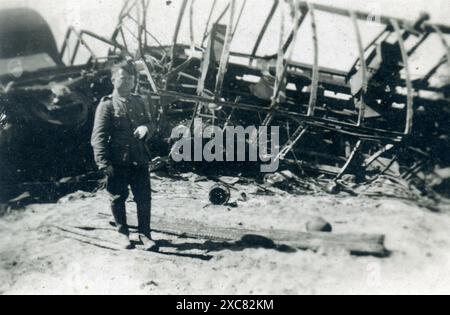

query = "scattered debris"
[[264, 170, 322, 194], [8, 192, 32, 206], [238, 192, 248, 202], [150, 156, 170, 173], [225, 201, 239, 208], [265, 170, 298, 186], [254, 187, 277, 197], [193, 176, 208, 183], [216, 176, 239, 186], [58, 191, 96, 204], [324, 181, 340, 195]]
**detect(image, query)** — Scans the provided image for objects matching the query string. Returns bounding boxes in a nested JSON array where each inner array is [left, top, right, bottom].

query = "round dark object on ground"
[[209, 184, 231, 205], [306, 217, 333, 233]]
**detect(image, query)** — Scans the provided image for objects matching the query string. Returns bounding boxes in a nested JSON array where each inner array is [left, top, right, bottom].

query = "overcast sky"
[[0, 0, 449, 74]]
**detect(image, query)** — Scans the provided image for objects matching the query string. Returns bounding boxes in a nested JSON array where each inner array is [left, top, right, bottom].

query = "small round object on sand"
[[306, 217, 333, 233]]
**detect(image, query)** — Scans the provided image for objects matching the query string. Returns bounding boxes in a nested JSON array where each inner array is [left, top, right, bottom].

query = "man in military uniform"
[[91, 61, 154, 249]]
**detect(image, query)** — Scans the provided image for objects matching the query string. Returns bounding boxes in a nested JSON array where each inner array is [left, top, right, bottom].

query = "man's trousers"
[[106, 165, 151, 236]]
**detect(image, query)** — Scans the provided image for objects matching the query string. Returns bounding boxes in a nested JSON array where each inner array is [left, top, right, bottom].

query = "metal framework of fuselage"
[[57, 0, 450, 180]]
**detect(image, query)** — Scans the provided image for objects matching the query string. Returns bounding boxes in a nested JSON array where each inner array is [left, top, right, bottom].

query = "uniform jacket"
[[91, 93, 152, 170]]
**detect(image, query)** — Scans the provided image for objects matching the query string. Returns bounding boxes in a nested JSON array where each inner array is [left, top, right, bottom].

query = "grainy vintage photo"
[[0, 0, 449, 296]]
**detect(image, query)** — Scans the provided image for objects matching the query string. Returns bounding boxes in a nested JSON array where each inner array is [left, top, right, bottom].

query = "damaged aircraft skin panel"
[[1, 0, 450, 203]]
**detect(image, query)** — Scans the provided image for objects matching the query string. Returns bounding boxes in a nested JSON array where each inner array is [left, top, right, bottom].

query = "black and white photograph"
[[0, 0, 449, 296]]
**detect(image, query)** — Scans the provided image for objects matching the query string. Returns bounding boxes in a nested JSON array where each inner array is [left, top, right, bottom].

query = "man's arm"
[[91, 101, 112, 170]]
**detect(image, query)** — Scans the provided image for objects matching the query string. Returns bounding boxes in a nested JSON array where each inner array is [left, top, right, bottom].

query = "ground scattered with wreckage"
[[1, 172, 450, 295]]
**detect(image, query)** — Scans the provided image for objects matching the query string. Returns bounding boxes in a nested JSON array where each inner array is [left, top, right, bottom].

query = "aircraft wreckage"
[[1, 0, 450, 202]]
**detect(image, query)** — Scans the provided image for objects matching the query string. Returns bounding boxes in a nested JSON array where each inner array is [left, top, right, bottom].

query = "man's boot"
[[137, 201, 155, 249], [118, 231, 132, 250], [111, 200, 131, 249], [139, 233, 156, 250]]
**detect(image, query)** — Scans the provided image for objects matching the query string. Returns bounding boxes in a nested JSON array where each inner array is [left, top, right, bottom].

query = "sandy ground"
[[1, 173, 450, 295]]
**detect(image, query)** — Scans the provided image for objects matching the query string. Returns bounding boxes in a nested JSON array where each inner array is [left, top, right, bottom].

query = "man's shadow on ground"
[[151, 234, 297, 261], [114, 223, 296, 261]]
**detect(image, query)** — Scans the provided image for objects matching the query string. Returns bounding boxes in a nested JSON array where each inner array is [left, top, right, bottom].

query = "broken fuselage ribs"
[[1, 1, 449, 201]]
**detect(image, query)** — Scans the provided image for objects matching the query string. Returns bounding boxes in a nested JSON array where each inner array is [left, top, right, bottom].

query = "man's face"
[[112, 68, 135, 96]]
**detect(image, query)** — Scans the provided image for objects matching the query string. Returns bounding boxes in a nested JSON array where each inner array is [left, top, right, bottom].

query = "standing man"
[[91, 61, 155, 249]]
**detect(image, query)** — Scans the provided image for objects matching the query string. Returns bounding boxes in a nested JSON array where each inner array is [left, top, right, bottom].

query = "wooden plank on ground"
[[92, 213, 387, 256], [151, 215, 387, 256]]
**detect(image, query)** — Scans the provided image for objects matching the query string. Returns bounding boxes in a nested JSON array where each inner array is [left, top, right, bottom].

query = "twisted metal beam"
[[336, 140, 362, 180], [297, 1, 450, 34], [349, 10, 368, 126], [391, 19, 414, 135], [250, 0, 279, 64], [168, 0, 189, 73], [432, 25, 450, 70], [159, 90, 405, 142], [262, 0, 308, 126], [214, 0, 236, 96], [306, 3, 319, 117], [189, 0, 196, 55], [202, 0, 217, 44]]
